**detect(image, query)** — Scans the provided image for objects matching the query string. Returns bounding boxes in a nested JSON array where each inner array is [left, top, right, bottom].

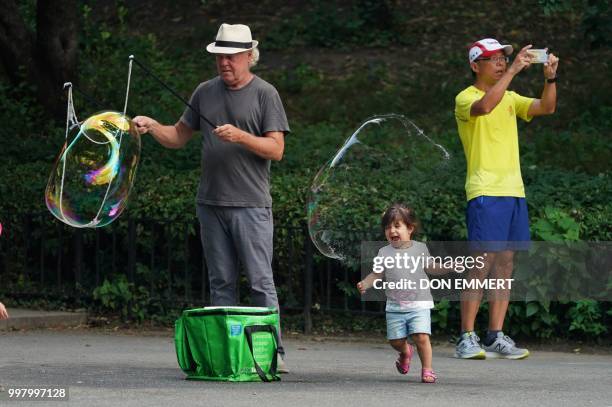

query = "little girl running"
[[357, 203, 451, 384]]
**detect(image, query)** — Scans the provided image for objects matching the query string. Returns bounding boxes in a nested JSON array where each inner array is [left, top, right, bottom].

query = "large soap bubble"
[[45, 111, 141, 228], [308, 114, 451, 263]]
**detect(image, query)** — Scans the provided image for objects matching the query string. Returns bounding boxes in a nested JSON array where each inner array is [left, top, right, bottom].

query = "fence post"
[[23, 215, 31, 281], [56, 223, 63, 285], [128, 218, 136, 282], [303, 227, 313, 335], [74, 229, 83, 286], [167, 223, 173, 303], [112, 224, 117, 275], [95, 228, 101, 286], [184, 223, 190, 302], [150, 222, 156, 294], [39, 215, 45, 284], [326, 260, 331, 309]]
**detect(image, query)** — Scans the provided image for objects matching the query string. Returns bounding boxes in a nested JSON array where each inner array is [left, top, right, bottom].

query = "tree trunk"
[[34, 0, 79, 118], [0, 0, 34, 84], [0, 0, 79, 119]]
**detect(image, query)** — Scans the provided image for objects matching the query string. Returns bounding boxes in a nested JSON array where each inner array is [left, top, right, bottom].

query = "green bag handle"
[[175, 317, 196, 374], [244, 325, 280, 382]]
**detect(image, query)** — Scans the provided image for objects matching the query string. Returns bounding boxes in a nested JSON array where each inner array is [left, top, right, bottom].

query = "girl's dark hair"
[[381, 203, 419, 233]]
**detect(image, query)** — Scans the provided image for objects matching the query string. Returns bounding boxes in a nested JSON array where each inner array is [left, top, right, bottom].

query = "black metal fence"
[[0, 213, 385, 332]]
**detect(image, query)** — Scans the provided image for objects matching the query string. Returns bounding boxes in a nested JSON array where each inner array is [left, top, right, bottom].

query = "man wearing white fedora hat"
[[454, 38, 559, 360], [134, 23, 290, 371]]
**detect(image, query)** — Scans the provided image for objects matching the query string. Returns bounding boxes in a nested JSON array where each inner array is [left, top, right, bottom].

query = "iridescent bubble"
[[45, 111, 141, 228], [308, 114, 451, 263]]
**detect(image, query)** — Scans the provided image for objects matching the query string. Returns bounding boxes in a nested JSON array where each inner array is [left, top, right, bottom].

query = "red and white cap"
[[468, 38, 513, 63]]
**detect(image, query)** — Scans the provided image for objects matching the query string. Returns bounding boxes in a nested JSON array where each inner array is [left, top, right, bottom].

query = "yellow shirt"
[[455, 85, 535, 201]]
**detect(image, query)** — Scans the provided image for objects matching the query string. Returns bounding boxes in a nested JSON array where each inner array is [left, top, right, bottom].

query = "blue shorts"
[[386, 309, 431, 340], [466, 196, 531, 252]]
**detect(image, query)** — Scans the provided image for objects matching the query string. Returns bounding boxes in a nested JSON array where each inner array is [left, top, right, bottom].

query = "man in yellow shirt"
[[454, 38, 559, 359]]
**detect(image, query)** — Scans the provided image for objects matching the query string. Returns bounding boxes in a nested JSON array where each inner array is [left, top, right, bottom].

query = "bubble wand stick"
[[128, 55, 217, 128]]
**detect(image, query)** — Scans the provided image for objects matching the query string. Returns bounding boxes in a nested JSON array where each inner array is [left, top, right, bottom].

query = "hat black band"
[[214, 40, 252, 49]]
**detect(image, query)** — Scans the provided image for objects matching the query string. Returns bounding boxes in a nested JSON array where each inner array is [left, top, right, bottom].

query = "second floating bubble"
[[308, 114, 451, 264]]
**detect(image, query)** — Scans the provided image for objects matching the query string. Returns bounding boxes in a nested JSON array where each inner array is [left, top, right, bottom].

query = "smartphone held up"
[[527, 48, 549, 63]]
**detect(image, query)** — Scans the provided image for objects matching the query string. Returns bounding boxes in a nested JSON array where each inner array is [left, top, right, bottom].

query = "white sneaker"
[[454, 331, 486, 359], [483, 332, 530, 360]]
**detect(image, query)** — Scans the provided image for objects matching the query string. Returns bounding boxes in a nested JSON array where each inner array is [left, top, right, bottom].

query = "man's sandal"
[[421, 368, 437, 383], [395, 344, 413, 375]]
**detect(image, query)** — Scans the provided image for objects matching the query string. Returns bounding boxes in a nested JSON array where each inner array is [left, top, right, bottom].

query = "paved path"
[[1, 330, 610, 406]]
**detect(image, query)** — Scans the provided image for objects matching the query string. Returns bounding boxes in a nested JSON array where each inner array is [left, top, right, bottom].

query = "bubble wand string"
[[128, 55, 217, 128]]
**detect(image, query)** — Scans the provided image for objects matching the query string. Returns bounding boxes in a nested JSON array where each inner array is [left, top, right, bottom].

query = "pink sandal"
[[421, 368, 437, 383], [395, 344, 413, 375]]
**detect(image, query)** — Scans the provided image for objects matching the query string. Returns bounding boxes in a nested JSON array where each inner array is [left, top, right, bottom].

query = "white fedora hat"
[[206, 23, 258, 54]]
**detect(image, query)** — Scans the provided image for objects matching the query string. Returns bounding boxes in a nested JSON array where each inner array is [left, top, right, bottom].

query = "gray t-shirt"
[[181, 75, 290, 207], [378, 242, 434, 311]]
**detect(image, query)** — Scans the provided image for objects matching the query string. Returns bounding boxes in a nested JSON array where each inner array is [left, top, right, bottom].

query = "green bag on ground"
[[175, 306, 280, 382]]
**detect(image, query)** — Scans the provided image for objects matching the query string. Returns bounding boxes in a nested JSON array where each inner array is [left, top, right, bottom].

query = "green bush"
[[568, 300, 608, 336], [93, 274, 149, 322]]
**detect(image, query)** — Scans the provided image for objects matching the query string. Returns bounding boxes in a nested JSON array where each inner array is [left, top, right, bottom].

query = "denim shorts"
[[386, 308, 431, 340]]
